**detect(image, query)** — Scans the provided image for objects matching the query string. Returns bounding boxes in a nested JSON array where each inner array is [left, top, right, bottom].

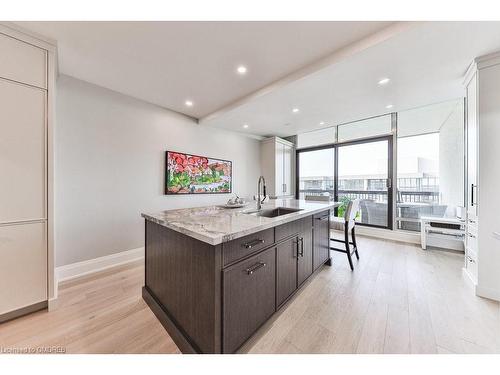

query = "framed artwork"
[[165, 151, 232, 194]]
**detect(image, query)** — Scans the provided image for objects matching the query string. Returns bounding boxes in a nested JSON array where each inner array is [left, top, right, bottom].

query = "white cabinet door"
[[283, 144, 293, 196], [466, 73, 478, 219], [0, 80, 46, 223], [275, 142, 285, 196], [0, 33, 47, 88], [0, 222, 47, 315]]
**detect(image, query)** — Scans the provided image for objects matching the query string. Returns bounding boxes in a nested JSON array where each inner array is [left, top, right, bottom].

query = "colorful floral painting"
[[166, 151, 232, 194]]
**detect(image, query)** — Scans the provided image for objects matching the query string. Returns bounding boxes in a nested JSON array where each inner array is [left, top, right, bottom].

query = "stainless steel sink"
[[244, 207, 303, 218]]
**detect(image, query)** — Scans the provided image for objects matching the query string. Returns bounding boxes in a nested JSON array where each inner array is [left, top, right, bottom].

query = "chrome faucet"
[[257, 176, 267, 210]]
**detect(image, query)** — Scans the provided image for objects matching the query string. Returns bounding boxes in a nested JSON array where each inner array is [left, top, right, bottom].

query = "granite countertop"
[[142, 199, 339, 245]]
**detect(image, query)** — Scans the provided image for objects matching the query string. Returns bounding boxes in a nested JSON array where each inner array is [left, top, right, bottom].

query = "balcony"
[[299, 188, 443, 231]]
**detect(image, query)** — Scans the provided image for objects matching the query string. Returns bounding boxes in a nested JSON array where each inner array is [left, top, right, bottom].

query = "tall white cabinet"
[[463, 51, 500, 302], [0, 26, 55, 321], [464, 64, 479, 285], [260, 137, 295, 198]]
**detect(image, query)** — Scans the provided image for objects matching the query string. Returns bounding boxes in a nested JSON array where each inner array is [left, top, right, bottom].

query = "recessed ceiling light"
[[185, 100, 193, 107], [292, 108, 300, 113], [242, 124, 249, 129], [237, 66, 247, 74], [378, 77, 390, 85], [386, 104, 394, 109], [319, 121, 325, 125]]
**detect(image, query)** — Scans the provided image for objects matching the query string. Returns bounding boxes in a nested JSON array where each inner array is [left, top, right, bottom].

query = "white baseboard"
[[55, 247, 144, 285], [356, 226, 420, 244], [356, 226, 464, 251]]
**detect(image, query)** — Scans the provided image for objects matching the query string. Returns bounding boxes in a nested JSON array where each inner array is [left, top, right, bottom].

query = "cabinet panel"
[[223, 247, 276, 353], [297, 224, 313, 286], [283, 143, 293, 196], [0, 222, 47, 315], [260, 137, 295, 198], [313, 211, 330, 271], [275, 142, 285, 196], [0, 33, 47, 88], [277, 237, 298, 306], [0, 80, 46, 223], [466, 73, 478, 219]]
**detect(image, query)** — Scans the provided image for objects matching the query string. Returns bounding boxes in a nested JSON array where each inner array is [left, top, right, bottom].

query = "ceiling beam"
[[199, 21, 423, 125]]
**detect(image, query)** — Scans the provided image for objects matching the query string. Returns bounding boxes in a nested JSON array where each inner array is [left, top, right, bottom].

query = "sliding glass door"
[[296, 135, 393, 229], [336, 136, 393, 229]]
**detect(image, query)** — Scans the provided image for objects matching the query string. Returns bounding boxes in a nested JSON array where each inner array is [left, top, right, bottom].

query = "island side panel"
[[144, 220, 222, 353]]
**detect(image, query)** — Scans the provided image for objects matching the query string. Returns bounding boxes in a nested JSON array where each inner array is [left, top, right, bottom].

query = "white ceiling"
[[200, 21, 500, 137], [15, 21, 392, 118], [398, 99, 463, 138]]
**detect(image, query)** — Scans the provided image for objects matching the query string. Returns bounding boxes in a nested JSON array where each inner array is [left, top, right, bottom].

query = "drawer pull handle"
[[246, 262, 266, 275], [243, 239, 264, 249], [468, 233, 476, 239], [298, 237, 304, 257], [467, 256, 476, 263], [316, 216, 329, 222], [471, 184, 477, 206], [468, 219, 476, 224]]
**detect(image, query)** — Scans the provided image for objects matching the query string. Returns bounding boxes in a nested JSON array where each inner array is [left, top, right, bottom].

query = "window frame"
[[296, 134, 394, 230]]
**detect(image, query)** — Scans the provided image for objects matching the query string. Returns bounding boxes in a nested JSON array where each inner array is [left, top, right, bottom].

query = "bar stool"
[[330, 199, 360, 271], [305, 195, 360, 270]]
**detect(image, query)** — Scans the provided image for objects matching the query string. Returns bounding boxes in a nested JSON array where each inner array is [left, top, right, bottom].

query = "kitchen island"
[[141, 199, 338, 353]]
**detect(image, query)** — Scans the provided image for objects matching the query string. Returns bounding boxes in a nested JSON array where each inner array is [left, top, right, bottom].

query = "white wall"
[[56, 75, 261, 267], [439, 100, 465, 209]]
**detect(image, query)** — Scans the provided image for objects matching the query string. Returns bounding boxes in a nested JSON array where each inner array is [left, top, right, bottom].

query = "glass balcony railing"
[[299, 188, 442, 231]]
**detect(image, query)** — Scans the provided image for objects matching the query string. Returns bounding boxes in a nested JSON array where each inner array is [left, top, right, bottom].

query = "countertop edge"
[[142, 202, 338, 246]]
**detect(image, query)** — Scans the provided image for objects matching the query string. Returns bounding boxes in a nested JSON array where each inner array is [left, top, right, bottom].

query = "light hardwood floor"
[[1, 236, 499, 354], [0, 262, 180, 354]]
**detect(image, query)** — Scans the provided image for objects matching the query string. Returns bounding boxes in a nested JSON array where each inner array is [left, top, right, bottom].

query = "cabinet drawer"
[[0, 33, 47, 88], [466, 228, 478, 253], [0, 222, 47, 316], [465, 249, 478, 282], [467, 217, 478, 227], [223, 228, 274, 266], [275, 217, 312, 242], [223, 247, 276, 353]]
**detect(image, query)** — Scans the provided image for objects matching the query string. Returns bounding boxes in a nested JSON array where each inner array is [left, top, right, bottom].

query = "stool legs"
[[345, 229, 354, 271], [352, 227, 359, 260], [330, 226, 359, 271]]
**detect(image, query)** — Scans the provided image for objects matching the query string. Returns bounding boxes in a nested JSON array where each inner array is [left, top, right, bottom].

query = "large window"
[[337, 137, 392, 228], [295, 99, 465, 233], [297, 147, 334, 199], [337, 114, 392, 142], [297, 136, 393, 229], [396, 100, 464, 231], [297, 127, 336, 149]]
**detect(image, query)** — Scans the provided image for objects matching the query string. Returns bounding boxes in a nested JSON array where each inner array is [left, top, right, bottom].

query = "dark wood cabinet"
[[313, 210, 330, 271], [222, 247, 276, 353], [297, 222, 313, 286], [143, 209, 332, 353], [222, 228, 274, 266], [277, 237, 298, 307], [275, 217, 310, 242]]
